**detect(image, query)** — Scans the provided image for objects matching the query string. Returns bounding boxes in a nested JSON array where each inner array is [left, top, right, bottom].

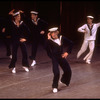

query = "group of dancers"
[[0, 9, 100, 93]]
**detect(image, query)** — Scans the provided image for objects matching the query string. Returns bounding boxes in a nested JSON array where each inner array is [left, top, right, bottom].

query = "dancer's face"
[[51, 31, 59, 39], [87, 18, 93, 24], [31, 13, 38, 20], [14, 14, 21, 22]]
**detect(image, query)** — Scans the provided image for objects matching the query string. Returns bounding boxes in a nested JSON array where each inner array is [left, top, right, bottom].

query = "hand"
[[84, 29, 87, 33], [20, 38, 26, 42], [62, 52, 68, 58], [2, 28, 5, 33], [9, 9, 15, 15], [47, 32, 51, 39], [18, 10, 24, 13], [40, 31, 45, 34]]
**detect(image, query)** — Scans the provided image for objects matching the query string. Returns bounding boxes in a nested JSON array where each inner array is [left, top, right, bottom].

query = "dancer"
[[77, 15, 100, 64], [45, 27, 73, 93], [0, 17, 12, 59], [8, 9, 30, 73], [26, 11, 48, 67]]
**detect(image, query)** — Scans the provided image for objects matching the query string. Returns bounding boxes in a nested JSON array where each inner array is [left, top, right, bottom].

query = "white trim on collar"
[[32, 18, 40, 25], [13, 21, 23, 26], [50, 35, 62, 46]]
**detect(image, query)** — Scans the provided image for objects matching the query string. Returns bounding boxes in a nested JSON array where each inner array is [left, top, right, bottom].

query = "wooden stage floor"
[[0, 43, 100, 99]]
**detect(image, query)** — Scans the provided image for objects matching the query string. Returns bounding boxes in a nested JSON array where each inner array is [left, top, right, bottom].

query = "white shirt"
[[54, 39, 61, 45], [50, 35, 62, 46], [78, 23, 100, 40]]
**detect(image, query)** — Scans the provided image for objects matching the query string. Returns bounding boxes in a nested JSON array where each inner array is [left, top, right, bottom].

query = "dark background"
[[0, 0, 100, 45]]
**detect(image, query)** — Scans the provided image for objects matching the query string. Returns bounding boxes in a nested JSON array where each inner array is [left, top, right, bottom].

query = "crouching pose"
[[45, 27, 73, 93]]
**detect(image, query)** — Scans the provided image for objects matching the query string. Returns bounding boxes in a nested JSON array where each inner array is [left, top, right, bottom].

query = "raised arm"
[[8, 9, 15, 15]]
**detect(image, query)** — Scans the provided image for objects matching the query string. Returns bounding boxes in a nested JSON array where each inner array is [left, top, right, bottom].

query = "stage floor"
[[0, 43, 100, 99]]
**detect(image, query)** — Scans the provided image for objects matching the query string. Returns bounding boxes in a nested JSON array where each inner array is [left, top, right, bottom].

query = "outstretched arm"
[[96, 22, 100, 28]]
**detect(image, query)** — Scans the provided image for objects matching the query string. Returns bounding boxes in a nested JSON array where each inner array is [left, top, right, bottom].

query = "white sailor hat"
[[30, 11, 38, 15], [48, 27, 58, 32], [13, 11, 20, 16], [87, 15, 94, 19]]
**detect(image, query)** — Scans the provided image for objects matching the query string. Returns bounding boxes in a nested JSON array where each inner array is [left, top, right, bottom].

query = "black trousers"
[[30, 39, 39, 60], [30, 35, 45, 60], [1, 37, 11, 56], [51, 56, 72, 88], [9, 42, 29, 68]]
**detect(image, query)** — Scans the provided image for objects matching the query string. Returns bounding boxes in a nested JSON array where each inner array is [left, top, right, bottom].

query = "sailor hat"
[[30, 11, 38, 15], [13, 11, 20, 16], [87, 16, 94, 19], [48, 27, 58, 32]]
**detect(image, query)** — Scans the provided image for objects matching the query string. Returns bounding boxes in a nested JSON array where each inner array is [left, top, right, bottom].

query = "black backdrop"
[[0, 0, 100, 44]]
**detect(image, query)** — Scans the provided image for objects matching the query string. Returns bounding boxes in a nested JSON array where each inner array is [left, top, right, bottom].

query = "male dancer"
[[26, 11, 48, 67], [77, 16, 100, 64], [0, 17, 12, 58], [46, 27, 73, 93], [8, 9, 30, 73]]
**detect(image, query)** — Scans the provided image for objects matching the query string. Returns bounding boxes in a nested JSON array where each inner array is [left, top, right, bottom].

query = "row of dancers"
[[0, 9, 100, 93]]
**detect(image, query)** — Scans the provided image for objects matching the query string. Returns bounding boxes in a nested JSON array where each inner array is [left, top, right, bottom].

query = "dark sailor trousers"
[[51, 56, 72, 88], [9, 42, 29, 68], [31, 39, 39, 60], [31, 35, 45, 60]]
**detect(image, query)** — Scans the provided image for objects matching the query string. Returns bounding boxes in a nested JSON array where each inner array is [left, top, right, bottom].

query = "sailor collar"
[[32, 18, 40, 25], [87, 23, 94, 36], [13, 21, 23, 26], [50, 35, 62, 46]]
